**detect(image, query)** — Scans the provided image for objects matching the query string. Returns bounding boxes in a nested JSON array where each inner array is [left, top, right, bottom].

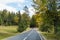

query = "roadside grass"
[[0, 26, 31, 40], [0, 33, 14, 40], [26, 27, 31, 31], [41, 27, 60, 40], [0, 26, 18, 40], [56, 27, 60, 40], [41, 32, 57, 40]]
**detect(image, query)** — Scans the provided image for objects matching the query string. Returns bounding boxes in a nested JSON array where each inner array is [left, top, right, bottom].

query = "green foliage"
[[0, 9, 30, 32], [0, 10, 20, 26], [30, 15, 36, 27], [33, 0, 59, 34], [18, 22, 25, 32], [39, 23, 54, 33], [17, 6, 30, 32], [17, 12, 30, 32]]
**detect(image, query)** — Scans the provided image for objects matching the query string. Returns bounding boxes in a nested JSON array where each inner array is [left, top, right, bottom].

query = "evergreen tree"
[[30, 15, 36, 28]]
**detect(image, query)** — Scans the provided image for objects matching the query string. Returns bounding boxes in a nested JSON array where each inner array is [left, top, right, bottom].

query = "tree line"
[[0, 6, 31, 32], [0, 0, 60, 34], [32, 0, 60, 34], [0, 10, 19, 25]]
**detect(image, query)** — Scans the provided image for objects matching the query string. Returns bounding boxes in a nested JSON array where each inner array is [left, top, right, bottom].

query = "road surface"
[[2, 29, 45, 40]]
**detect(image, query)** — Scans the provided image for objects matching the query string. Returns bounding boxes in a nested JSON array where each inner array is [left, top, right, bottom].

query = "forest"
[[0, 0, 60, 40]]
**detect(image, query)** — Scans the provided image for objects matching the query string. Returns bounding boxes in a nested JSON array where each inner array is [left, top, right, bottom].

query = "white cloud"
[[0, 3, 17, 12], [20, 10, 25, 14], [29, 7, 35, 16], [20, 7, 35, 17], [18, 4, 21, 7], [0, 0, 25, 12], [0, 0, 35, 16], [0, 0, 25, 4]]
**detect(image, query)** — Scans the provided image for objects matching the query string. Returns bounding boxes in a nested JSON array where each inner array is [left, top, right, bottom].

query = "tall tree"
[[48, 0, 58, 34], [0, 11, 3, 25], [1, 9, 8, 25], [33, 0, 58, 33], [17, 12, 30, 32], [17, 11, 22, 32], [30, 15, 36, 27], [21, 13, 30, 29], [23, 6, 29, 14], [32, 0, 47, 13]]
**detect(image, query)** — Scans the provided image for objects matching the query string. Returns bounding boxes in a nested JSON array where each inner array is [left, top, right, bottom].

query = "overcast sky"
[[0, 0, 35, 16]]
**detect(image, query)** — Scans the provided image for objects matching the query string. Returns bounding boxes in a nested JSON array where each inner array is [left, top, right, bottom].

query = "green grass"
[[41, 27, 60, 40], [41, 32, 57, 40], [0, 26, 31, 40], [0, 26, 18, 40]]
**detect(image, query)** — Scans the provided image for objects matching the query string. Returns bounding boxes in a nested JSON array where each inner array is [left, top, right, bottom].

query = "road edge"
[[37, 30, 47, 40]]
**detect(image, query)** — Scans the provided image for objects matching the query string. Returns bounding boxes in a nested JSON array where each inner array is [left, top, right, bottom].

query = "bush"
[[39, 23, 54, 33]]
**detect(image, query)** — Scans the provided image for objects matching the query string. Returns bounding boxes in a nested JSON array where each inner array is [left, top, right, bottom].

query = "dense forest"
[[0, 0, 60, 35]]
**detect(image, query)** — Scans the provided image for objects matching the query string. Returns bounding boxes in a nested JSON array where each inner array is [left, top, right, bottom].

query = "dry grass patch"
[[0, 26, 18, 40]]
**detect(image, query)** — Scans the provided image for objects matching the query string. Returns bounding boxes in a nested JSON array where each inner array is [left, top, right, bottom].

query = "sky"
[[0, 0, 35, 16]]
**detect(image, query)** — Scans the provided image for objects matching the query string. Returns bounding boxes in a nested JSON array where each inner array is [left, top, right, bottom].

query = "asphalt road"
[[3, 29, 44, 40]]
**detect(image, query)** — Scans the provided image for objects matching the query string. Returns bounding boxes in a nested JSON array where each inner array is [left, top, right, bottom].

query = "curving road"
[[3, 29, 45, 40]]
